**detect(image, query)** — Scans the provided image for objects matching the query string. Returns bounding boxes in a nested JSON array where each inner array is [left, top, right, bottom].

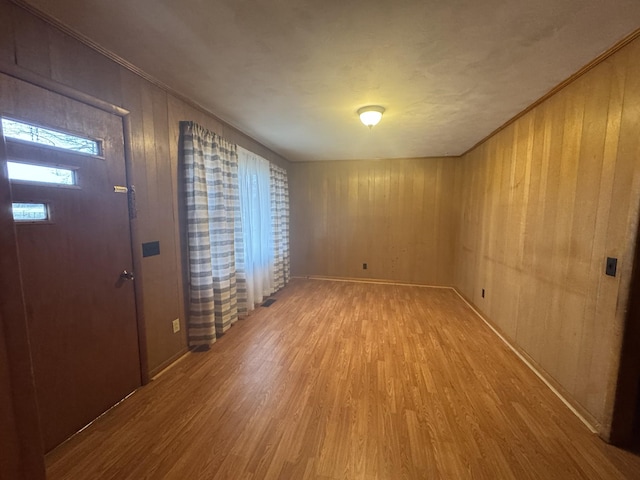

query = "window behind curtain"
[[237, 147, 273, 312]]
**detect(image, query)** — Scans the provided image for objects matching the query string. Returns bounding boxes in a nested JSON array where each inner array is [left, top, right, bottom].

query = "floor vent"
[[262, 299, 276, 307], [192, 344, 210, 353]]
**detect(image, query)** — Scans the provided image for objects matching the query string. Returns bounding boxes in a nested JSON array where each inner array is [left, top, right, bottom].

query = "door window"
[[7, 161, 76, 186], [12, 202, 50, 222], [2, 118, 102, 156]]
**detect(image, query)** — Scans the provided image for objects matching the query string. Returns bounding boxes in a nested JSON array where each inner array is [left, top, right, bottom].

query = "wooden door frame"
[[0, 60, 150, 475], [0, 107, 46, 480], [608, 218, 640, 446]]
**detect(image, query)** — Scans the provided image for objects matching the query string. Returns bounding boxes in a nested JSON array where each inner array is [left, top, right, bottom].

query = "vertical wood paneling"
[[289, 158, 456, 286], [575, 60, 617, 412], [141, 85, 185, 372], [11, 6, 51, 78], [117, 70, 187, 375], [0, 1, 15, 63], [48, 28, 123, 107], [361, 160, 376, 277], [601, 39, 640, 428], [452, 36, 640, 432], [585, 55, 628, 421]]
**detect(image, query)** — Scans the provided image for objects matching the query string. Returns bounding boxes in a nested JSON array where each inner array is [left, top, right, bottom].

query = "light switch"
[[605, 257, 617, 277]]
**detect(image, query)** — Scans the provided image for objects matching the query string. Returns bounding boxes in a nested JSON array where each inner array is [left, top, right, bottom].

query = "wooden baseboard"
[[292, 274, 453, 289], [149, 348, 190, 380], [452, 288, 600, 434]]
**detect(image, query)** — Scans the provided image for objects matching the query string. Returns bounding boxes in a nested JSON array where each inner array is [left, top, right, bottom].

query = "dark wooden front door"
[[1, 73, 141, 452]]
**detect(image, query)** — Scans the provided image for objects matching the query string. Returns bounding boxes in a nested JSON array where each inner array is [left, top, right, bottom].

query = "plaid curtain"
[[181, 121, 244, 346], [270, 164, 290, 290]]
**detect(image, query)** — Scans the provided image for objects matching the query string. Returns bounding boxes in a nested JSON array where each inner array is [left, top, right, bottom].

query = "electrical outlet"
[[172, 318, 180, 333], [481, 288, 485, 298], [363, 263, 368, 270]]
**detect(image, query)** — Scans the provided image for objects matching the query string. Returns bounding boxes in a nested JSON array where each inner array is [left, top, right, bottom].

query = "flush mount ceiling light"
[[358, 105, 385, 128]]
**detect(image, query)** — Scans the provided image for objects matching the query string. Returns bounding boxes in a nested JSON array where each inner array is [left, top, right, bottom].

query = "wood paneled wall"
[[0, 0, 289, 377], [289, 158, 456, 286], [452, 35, 640, 433]]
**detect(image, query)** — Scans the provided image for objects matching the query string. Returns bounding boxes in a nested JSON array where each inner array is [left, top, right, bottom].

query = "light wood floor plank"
[[46, 279, 640, 479]]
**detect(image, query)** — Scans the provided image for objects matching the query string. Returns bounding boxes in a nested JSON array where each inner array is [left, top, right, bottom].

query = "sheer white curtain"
[[237, 147, 273, 314]]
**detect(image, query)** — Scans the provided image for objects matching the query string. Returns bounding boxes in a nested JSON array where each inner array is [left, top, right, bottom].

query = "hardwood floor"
[[46, 278, 640, 479]]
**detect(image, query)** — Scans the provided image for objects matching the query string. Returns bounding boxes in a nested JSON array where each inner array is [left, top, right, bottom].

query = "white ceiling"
[[24, 0, 640, 162]]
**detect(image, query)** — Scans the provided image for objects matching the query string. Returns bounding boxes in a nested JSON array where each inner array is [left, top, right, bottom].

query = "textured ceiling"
[[23, 0, 640, 161]]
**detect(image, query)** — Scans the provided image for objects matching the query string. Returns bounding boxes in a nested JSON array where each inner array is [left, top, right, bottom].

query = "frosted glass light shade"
[[358, 106, 385, 127]]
